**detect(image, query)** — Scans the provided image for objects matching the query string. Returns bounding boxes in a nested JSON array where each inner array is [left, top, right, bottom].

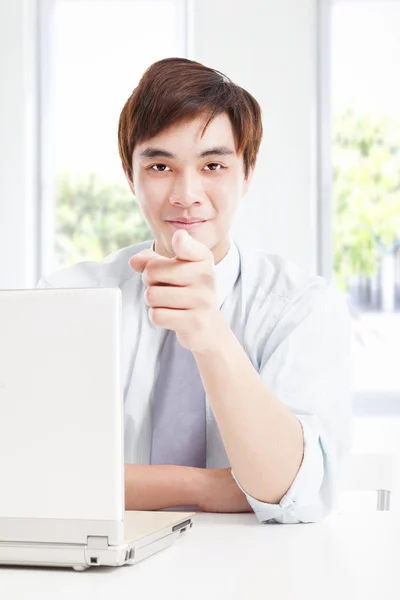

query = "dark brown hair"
[[118, 57, 262, 180]]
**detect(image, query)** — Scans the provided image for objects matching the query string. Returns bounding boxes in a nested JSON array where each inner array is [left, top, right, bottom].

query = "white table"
[[1, 511, 398, 600]]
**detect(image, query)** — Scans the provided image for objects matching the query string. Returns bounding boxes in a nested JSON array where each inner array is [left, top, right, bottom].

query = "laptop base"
[[0, 511, 195, 570]]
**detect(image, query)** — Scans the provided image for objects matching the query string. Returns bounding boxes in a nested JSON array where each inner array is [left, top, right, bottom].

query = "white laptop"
[[0, 287, 195, 570]]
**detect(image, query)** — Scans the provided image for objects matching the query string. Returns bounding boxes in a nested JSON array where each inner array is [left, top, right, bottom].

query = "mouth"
[[166, 220, 209, 231]]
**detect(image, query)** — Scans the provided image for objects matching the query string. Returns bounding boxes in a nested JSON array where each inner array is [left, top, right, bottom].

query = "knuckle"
[[191, 311, 204, 331], [195, 288, 215, 310], [145, 261, 156, 281], [145, 286, 156, 306], [141, 271, 149, 286], [200, 270, 215, 287], [198, 292, 211, 309], [149, 307, 161, 326]]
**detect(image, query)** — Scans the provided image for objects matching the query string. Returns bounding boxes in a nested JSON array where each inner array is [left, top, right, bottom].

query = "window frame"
[[317, 0, 400, 416], [36, 0, 190, 277]]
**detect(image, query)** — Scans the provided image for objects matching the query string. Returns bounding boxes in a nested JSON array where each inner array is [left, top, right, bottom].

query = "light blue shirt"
[[38, 238, 353, 524]]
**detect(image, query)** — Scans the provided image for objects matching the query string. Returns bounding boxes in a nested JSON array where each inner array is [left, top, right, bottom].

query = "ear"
[[242, 167, 254, 196], [123, 163, 136, 196]]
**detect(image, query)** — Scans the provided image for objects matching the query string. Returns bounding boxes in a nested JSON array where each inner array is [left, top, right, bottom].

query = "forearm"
[[124, 464, 199, 510], [193, 319, 304, 505], [124, 465, 252, 513]]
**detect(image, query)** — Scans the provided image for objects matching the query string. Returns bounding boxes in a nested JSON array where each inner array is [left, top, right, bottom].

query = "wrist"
[[192, 467, 223, 509], [193, 314, 233, 358], [187, 467, 212, 506]]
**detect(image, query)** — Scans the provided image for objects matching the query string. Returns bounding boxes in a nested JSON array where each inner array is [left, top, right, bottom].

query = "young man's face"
[[128, 113, 252, 264]]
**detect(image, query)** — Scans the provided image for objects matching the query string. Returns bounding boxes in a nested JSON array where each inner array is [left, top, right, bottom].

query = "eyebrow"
[[139, 146, 236, 159]]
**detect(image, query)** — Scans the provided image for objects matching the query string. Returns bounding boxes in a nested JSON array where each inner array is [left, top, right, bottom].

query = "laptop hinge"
[[87, 536, 109, 550]]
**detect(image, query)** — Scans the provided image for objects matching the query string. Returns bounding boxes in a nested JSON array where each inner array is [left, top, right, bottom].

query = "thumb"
[[171, 230, 212, 262]]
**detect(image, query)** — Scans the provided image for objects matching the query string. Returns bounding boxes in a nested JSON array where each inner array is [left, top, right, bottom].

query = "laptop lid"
[[0, 288, 124, 546]]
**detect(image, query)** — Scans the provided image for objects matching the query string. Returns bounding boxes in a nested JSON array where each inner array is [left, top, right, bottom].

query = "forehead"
[[134, 113, 237, 158]]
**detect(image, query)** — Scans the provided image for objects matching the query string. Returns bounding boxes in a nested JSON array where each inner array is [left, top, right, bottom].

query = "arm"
[[129, 235, 352, 523], [194, 320, 304, 505], [124, 464, 252, 513], [194, 283, 353, 523]]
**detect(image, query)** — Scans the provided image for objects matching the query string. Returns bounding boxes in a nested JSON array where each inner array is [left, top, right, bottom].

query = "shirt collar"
[[214, 237, 241, 308], [150, 237, 240, 309]]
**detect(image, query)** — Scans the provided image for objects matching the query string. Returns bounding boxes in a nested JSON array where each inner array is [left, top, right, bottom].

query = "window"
[[325, 0, 400, 418], [39, 0, 187, 275]]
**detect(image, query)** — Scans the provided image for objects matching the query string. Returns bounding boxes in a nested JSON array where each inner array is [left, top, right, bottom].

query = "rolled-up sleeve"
[[232, 281, 353, 524]]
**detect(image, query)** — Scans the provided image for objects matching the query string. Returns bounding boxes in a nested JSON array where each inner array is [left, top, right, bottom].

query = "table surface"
[[1, 510, 398, 600]]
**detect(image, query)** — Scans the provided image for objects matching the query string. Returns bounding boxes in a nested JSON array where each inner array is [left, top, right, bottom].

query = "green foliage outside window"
[[55, 172, 152, 268], [333, 106, 400, 290]]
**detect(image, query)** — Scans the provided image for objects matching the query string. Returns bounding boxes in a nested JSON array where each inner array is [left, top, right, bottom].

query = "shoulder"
[[235, 243, 350, 368], [236, 242, 349, 321], [37, 240, 153, 289]]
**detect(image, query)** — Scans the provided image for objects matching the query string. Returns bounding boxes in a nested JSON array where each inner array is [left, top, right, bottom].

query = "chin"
[[189, 231, 216, 248]]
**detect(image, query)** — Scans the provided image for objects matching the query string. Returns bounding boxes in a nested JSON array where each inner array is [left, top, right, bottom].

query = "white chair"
[[339, 452, 394, 511]]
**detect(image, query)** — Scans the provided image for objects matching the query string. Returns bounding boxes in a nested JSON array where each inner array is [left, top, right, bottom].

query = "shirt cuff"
[[231, 416, 324, 523]]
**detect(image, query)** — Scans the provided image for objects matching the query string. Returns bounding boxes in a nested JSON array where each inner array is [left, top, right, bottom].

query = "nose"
[[169, 171, 203, 207]]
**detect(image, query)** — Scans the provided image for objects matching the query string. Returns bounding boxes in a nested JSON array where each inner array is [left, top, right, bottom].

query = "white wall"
[[190, 0, 319, 273], [0, 0, 38, 289]]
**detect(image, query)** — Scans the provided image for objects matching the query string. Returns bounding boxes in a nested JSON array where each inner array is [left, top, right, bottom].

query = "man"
[[38, 57, 352, 524]]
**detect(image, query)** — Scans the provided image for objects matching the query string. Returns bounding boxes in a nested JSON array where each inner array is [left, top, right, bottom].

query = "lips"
[[167, 219, 206, 224], [167, 219, 208, 231]]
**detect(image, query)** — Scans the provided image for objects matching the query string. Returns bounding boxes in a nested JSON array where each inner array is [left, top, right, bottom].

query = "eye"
[[149, 164, 172, 172], [204, 163, 226, 171]]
